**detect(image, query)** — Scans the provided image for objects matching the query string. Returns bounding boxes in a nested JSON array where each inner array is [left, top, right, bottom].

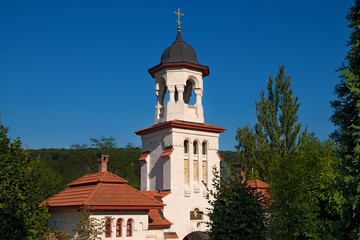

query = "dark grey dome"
[[160, 31, 200, 65]]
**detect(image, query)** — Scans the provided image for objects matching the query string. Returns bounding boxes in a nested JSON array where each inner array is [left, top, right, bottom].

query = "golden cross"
[[174, 8, 184, 31]]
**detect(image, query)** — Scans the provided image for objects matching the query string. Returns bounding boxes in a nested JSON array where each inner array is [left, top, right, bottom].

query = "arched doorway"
[[183, 231, 209, 240]]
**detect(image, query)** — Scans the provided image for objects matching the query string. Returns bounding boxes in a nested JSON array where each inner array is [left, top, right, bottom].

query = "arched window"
[[159, 78, 167, 107], [193, 141, 198, 155], [184, 80, 195, 105], [202, 142, 207, 155], [105, 219, 112, 238], [126, 219, 133, 237], [116, 218, 122, 237], [184, 140, 189, 154]]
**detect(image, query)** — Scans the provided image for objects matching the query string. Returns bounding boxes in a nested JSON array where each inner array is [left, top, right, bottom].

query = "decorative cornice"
[[148, 62, 209, 78], [135, 120, 225, 136]]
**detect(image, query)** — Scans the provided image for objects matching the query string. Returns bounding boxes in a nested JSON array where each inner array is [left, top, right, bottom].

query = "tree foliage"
[[31, 142, 142, 201], [89, 136, 117, 149], [74, 206, 109, 240], [205, 168, 266, 240], [330, 1, 360, 238], [236, 65, 302, 181], [0, 116, 50, 239], [269, 133, 340, 239]]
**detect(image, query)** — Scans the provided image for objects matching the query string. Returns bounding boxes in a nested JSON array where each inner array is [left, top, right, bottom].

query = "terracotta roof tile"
[[42, 172, 164, 210], [68, 171, 128, 186], [164, 232, 179, 238], [139, 153, 149, 161], [216, 151, 222, 161], [142, 191, 173, 228], [148, 209, 173, 228], [247, 179, 270, 189], [135, 120, 225, 135], [161, 147, 174, 158], [143, 191, 171, 199], [247, 179, 270, 201]]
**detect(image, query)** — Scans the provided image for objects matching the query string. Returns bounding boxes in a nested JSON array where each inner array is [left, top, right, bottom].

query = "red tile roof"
[[68, 171, 128, 186], [135, 120, 225, 135], [42, 171, 164, 210], [247, 179, 270, 190], [247, 179, 270, 200], [161, 147, 174, 158], [216, 151, 222, 161], [143, 191, 171, 199], [148, 209, 173, 228], [164, 232, 179, 238], [143, 191, 173, 228], [139, 153, 149, 161]]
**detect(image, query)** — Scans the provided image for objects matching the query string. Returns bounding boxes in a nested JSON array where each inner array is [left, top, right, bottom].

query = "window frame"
[[105, 218, 112, 238], [126, 219, 133, 237], [184, 140, 189, 154], [193, 141, 198, 155], [202, 141, 207, 155], [116, 218, 122, 237]]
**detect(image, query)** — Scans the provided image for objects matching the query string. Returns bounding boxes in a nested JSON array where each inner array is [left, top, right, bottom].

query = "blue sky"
[[0, 0, 353, 150]]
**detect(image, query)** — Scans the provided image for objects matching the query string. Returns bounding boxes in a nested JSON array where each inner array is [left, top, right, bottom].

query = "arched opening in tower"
[[159, 78, 168, 107], [184, 80, 196, 105]]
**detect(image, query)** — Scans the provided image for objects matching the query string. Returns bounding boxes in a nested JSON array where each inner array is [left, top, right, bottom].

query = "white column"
[[194, 89, 202, 106], [168, 85, 175, 103], [177, 85, 184, 103]]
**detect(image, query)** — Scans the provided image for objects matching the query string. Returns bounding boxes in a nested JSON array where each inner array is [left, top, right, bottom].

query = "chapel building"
[[44, 20, 225, 240]]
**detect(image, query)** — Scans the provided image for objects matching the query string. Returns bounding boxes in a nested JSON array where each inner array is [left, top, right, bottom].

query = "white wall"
[[140, 127, 221, 239], [48, 209, 149, 240], [153, 68, 205, 124]]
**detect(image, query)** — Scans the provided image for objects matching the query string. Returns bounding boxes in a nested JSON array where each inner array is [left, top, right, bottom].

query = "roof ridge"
[[105, 171, 128, 183], [68, 171, 128, 187], [67, 171, 102, 186], [84, 182, 102, 205]]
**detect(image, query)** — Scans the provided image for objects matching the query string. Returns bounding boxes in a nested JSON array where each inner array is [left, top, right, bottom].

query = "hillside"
[[31, 147, 238, 201]]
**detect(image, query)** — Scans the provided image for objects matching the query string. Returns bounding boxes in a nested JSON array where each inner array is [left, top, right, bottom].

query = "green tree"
[[330, 1, 360, 238], [236, 65, 302, 181], [89, 136, 117, 149], [0, 116, 50, 239], [269, 133, 339, 239], [31, 144, 142, 199], [205, 168, 266, 240], [74, 206, 108, 240]]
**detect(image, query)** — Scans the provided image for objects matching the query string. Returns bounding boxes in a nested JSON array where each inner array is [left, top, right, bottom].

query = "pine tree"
[[330, 1, 360, 238], [236, 65, 302, 181]]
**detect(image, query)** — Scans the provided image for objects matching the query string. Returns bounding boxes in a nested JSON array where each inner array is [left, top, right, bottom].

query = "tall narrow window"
[[126, 219, 133, 237], [193, 141, 198, 155], [194, 159, 199, 182], [116, 219, 122, 237], [105, 219, 112, 238], [184, 159, 189, 185], [202, 142, 207, 155], [202, 161, 207, 184], [184, 80, 194, 104], [184, 140, 189, 154]]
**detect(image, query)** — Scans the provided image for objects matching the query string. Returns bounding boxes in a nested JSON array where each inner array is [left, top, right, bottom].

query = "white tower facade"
[[136, 30, 225, 240], [153, 67, 204, 124]]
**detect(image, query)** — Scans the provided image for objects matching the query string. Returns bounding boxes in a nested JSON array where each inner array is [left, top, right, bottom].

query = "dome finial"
[[174, 8, 184, 31]]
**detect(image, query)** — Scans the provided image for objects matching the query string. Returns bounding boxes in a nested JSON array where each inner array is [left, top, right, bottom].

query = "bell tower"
[[136, 13, 225, 239], [148, 31, 209, 124]]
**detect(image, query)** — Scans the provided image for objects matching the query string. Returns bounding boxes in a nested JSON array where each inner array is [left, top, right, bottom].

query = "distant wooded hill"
[[30, 148, 238, 201]]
